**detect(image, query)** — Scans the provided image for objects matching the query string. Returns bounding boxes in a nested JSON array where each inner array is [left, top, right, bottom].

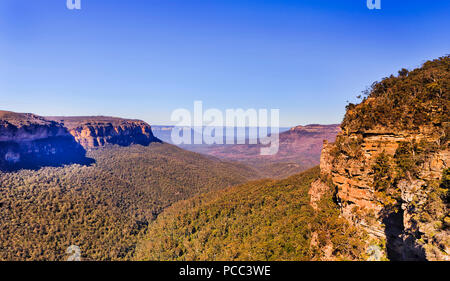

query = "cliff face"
[[318, 125, 449, 261], [311, 56, 450, 261], [1, 112, 161, 170], [0, 111, 68, 142], [46, 116, 161, 150], [0, 111, 90, 171]]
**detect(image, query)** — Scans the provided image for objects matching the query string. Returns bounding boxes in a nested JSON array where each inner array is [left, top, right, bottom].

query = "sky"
[[0, 0, 449, 127]]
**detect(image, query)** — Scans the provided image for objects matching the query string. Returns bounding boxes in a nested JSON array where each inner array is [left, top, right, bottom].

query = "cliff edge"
[[1, 112, 161, 170], [0, 111, 91, 171], [46, 116, 161, 150], [311, 56, 449, 260]]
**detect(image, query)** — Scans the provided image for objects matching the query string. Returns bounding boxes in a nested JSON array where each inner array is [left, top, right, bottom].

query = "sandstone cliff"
[[310, 56, 449, 261], [1, 112, 161, 170], [0, 111, 90, 171], [46, 116, 161, 150]]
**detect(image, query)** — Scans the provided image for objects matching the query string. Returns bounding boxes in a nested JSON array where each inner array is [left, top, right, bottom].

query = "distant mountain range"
[[152, 124, 340, 178], [0, 110, 340, 178]]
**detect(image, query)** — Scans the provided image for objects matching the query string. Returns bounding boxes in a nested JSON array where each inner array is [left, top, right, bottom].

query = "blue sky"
[[0, 0, 449, 126]]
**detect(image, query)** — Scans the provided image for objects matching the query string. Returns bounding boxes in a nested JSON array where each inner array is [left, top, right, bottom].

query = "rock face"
[[319, 126, 449, 261], [46, 116, 161, 150], [312, 57, 450, 261], [0, 111, 161, 170], [309, 178, 331, 210], [0, 111, 91, 171]]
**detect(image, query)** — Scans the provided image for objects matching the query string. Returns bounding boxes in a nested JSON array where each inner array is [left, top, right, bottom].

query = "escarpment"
[[46, 116, 161, 150], [0, 111, 91, 171], [311, 56, 450, 261], [1, 112, 161, 171]]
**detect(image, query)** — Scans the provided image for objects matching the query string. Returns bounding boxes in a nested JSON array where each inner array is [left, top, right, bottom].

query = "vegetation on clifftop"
[[343, 55, 449, 132]]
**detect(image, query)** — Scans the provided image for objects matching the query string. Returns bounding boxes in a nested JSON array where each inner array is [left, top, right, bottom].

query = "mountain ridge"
[[0, 111, 161, 170], [46, 116, 161, 149], [196, 124, 340, 178]]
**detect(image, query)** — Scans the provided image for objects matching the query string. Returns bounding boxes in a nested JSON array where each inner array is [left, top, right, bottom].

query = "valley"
[[0, 56, 448, 261], [152, 124, 340, 179], [134, 167, 365, 261], [136, 56, 449, 261], [0, 142, 257, 260]]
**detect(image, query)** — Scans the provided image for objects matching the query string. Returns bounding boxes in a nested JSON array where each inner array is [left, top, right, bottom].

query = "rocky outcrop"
[[0, 111, 68, 142], [310, 56, 449, 261], [309, 179, 331, 210], [46, 116, 161, 150], [0, 111, 91, 171], [0, 111, 161, 171], [314, 123, 450, 261], [288, 124, 341, 135], [318, 125, 449, 260]]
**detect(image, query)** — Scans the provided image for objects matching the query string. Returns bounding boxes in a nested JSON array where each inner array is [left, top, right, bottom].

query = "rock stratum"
[[310, 56, 449, 260], [0, 111, 91, 170], [0, 111, 160, 170], [46, 116, 160, 150]]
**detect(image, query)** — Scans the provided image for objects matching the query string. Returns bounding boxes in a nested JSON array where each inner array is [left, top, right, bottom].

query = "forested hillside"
[[0, 143, 257, 260], [135, 167, 365, 261]]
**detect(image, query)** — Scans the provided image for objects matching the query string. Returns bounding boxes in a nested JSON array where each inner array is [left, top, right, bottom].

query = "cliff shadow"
[[383, 208, 427, 261], [0, 136, 95, 172], [106, 135, 162, 147]]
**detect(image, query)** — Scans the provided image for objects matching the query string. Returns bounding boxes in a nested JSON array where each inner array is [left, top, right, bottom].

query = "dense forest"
[[135, 167, 365, 261], [0, 143, 257, 260], [343, 55, 449, 132]]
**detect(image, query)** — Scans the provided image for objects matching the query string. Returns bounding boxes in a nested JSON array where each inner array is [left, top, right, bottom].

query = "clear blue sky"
[[0, 0, 449, 127]]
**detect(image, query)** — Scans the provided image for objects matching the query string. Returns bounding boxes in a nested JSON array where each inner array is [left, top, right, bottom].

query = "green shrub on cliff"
[[442, 168, 450, 202], [440, 168, 450, 228], [372, 153, 394, 192]]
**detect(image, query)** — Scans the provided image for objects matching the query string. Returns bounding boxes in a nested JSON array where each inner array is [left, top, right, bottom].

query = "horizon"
[[0, 108, 338, 128], [1, 0, 449, 127]]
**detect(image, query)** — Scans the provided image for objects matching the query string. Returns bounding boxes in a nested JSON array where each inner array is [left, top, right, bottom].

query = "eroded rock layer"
[[46, 116, 161, 150], [311, 56, 449, 261], [319, 125, 449, 261], [1, 111, 160, 170], [0, 111, 90, 170]]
